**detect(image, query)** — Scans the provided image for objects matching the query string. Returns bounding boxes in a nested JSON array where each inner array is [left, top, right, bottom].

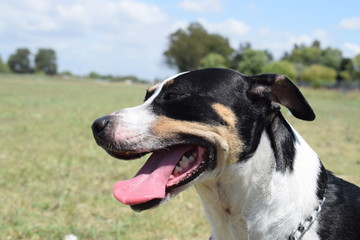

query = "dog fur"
[[92, 68, 360, 240]]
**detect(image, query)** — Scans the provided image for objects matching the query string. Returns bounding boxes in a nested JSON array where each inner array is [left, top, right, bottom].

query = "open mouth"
[[110, 144, 212, 211]]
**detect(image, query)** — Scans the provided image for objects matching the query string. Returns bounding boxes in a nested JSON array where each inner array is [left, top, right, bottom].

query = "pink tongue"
[[113, 145, 194, 205]]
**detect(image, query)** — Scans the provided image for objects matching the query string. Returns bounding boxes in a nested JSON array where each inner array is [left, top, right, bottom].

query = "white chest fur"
[[196, 129, 322, 240]]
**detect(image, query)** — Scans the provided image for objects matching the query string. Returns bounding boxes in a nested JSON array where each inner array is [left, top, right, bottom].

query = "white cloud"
[[338, 17, 360, 30], [0, 0, 168, 35], [252, 29, 331, 59], [179, 0, 223, 13], [0, 2, 58, 33], [55, 0, 167, 33], [258, 27, 271, 36], [116, 0, 167, 24], [0, 0, 171, 79], [343, 42, 360, 57], [287, 33, 313, 46], [247, 2, 257, 10], [199, 19, 251, 47], [284, 30, 330, 47], [168, 20, 190, 33]]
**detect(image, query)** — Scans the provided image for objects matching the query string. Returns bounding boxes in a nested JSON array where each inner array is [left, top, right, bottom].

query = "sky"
[[0, 0, 359, 80]]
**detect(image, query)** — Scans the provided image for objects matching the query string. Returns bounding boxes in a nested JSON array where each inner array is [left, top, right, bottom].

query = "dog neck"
[[196, 119, 323, 240]]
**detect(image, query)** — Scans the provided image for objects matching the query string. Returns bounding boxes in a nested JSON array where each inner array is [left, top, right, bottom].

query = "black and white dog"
[[92, 68, 360, 240]]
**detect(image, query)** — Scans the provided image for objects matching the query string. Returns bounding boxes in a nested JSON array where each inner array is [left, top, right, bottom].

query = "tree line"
[[0, 48, 146, 83], [164, 23, 360, 87], [0, 48, 57, 75]]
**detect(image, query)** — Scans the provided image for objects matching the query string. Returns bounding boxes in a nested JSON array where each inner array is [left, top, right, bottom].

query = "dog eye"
[[163, 92, 189, 101]]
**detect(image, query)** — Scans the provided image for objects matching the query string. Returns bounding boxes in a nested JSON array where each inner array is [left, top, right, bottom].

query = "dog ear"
[[248, 74, 315, 121]]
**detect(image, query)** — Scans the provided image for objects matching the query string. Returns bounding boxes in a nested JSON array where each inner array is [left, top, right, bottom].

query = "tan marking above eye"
[[150, 115, 243, 166], [164, 79, 175, 86], [147, 84, 157, 93], [147, 78, 174, 93], [211, 103, 237, 128]]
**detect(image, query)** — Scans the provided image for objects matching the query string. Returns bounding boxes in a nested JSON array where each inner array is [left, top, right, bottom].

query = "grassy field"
[[0, 74, 359, 240]]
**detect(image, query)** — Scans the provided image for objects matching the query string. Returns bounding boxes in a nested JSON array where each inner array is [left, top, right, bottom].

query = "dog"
[[91, 68, 360, 240]]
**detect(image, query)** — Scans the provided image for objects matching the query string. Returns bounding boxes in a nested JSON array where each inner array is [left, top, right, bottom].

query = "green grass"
[[0, 74, 359, 239]]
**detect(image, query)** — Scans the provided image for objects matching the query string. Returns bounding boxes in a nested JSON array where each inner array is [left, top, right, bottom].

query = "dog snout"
[[91, 115, 118, 138]]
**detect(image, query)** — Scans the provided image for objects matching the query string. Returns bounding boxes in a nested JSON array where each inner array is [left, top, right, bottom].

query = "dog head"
[[91, 68, 315, 211]]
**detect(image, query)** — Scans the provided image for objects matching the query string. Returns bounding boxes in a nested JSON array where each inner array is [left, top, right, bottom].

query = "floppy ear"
[[248, 74, 315, 121]]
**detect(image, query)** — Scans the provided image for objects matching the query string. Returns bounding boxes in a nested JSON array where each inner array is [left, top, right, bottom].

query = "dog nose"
[[91, 115, 116, 136]]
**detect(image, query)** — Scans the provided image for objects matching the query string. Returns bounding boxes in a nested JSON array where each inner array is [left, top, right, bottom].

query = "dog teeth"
[[179, 156, 190, 168], [174, 166, 183, 175], [177, 152, 198, 168], [173, 150, 199, 176]]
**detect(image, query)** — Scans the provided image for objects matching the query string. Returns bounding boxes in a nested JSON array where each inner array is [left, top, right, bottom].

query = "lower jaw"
[[130, 188, 180, 212], [130, 198, 163, 212]]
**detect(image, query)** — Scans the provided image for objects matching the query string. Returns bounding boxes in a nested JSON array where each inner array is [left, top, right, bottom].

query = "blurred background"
[[0, 0, 359, 239], [1, 0, 360, 84]]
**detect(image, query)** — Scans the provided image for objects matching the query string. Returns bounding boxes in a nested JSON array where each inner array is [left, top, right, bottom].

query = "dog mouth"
[[109, 144, 212, 211]]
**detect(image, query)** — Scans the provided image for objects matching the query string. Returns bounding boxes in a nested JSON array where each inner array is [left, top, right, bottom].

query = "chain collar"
[[287, 191, 326, 240]]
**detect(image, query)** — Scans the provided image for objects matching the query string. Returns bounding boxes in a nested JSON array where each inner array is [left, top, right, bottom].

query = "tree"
[[312, 40, 321, 48], [353, 54, 360, 80], [338, 71, 352, 81], [263, 61, 297, 80], [320, 47, 342, 71], [354, 54, 360, 71], [284, 41, 343, 70], [164, 23, 234, 72], [230, 42, 251, 69], [8, 48, 32, 73], [338, 58, 354, 81], [88, 72, 102, 79], [285, 45, 322, 66], [0, 55, 10, 73], [200, 53, 227, 68], [35, 49, 57, 75], [236, 48, 270, 75], [302, 64, 337, 86], [61, 71, 73, 76], [231, 43, 273, 70]]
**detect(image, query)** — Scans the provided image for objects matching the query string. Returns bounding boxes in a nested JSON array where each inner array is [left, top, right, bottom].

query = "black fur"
[[317, 173, 360, 239], [265, 114, 296, 172]]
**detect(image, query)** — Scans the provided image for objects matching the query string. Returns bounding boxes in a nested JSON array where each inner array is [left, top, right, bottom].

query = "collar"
[[287, 189, 327, 240]]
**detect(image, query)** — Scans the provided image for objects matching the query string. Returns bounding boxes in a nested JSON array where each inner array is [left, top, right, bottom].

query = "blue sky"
[[0, 0, 359, 80]]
